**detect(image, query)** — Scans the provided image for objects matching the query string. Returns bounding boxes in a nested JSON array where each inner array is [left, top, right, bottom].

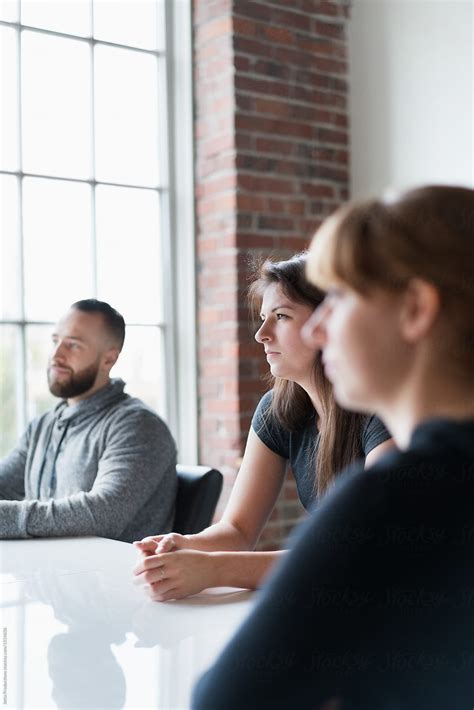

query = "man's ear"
[[399, 278, 441, 344], [102, 348, 120, 370]]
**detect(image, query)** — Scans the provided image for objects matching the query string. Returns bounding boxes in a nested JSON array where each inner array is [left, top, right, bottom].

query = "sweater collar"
[[410, 416, 474, 456], [52, 378, 127, 425]]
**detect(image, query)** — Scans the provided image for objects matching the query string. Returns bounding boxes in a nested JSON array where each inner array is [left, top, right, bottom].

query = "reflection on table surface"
[[0, 537, 255, 709]]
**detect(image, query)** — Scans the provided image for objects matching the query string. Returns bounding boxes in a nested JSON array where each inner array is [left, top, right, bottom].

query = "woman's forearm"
[[185, 520, 259, 553], [208, 550, 286, 590]]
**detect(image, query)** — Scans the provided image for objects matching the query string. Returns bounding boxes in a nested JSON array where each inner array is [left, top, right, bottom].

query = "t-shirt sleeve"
[[362, 415, 391, 455], [251, 390, 290, 460]]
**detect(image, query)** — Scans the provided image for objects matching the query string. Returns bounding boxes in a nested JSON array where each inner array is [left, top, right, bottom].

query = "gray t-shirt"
[[251, 390, 390, 510]]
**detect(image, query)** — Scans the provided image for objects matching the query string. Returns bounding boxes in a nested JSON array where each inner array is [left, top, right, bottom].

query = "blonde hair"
[[308, 185, 474, 376]]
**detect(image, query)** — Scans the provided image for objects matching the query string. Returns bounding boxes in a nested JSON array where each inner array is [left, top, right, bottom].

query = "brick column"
[[194, 0, 350, 548]]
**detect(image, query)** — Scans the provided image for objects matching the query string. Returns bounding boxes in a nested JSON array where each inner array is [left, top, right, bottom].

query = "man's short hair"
[[71, 299, 125, 350]]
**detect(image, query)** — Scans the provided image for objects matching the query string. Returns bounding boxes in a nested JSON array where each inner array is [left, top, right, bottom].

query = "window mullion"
[[16, 22, 27, 433], [164, 0, 197, 463], [90, 4, 98, 298]]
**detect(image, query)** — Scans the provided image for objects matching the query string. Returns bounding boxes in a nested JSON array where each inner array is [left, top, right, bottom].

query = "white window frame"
[[164, 0, 198, 463]]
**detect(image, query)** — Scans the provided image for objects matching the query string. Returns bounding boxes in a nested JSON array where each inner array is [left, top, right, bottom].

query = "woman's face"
[[255, 283, 317, 386], [302, 283, 412, 413]]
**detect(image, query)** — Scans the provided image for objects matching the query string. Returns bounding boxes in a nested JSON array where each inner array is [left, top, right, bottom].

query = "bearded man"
[[0, 299, 177, 542]]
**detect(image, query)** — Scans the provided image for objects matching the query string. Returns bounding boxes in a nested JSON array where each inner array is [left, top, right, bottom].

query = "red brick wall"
[[194, 0, 350, 549]]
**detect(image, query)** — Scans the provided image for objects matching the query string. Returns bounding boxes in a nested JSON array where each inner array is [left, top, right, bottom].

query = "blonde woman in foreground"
[[192, 185, 474, 710]]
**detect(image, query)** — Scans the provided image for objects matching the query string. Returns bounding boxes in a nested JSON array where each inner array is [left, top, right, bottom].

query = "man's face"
[[47, 309, 112, 400]]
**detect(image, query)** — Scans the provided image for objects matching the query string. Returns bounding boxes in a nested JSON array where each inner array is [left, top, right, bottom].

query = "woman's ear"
[[399, 278, 441, 344]]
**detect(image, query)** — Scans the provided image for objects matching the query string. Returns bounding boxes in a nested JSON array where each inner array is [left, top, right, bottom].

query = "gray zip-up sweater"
[[0, 378, 177, 542]]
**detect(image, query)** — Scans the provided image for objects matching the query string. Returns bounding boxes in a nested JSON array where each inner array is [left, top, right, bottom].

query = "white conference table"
[[0, 537, 255, 709]]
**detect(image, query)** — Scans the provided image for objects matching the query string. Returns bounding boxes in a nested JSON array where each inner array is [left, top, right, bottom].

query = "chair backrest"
[[173, 465, 223, 535]]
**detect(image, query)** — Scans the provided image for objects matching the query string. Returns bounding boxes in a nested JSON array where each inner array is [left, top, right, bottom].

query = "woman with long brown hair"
[[133, 253, 391, 601]]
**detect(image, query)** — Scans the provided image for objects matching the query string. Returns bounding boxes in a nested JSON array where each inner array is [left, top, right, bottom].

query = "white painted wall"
[[348, 0, 474, 199]]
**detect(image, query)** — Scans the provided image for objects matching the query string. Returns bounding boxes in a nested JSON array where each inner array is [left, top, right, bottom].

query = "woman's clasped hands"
[[133, 534, 218, 602]]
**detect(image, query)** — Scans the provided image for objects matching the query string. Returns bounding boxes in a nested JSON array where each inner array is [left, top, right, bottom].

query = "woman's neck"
[[379, 376, 474, 450], [296, 379, 325, 423]]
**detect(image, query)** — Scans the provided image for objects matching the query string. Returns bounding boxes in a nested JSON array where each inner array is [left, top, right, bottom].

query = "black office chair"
[[173, 465, 223, 535]]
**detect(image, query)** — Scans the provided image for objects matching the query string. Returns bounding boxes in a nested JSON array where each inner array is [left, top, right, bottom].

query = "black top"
[[252, 390, 391, 509], [193, 418, 474, 710]]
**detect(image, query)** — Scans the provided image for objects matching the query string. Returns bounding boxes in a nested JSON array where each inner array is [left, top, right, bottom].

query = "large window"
[[0, 0, 197, 460]]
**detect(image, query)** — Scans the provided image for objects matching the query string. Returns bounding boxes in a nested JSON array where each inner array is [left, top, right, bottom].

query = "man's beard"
[[47, 360, 100, 399]]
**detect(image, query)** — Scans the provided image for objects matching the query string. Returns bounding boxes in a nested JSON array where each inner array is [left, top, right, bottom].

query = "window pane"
[[112, 325, 165, 418], [1, 175, 21, 319], [26, 324, 56, 422], [0, 27, 20, 171], [21, 0, 92, 37], [94, 45, 159, 186], [23, 178, 93, 320], [22, 31, 92, 178], [96, 185, 162, 323], [0, 325, 20, 457], [93, 0, 162, 51], [0, 0, 18, 23]]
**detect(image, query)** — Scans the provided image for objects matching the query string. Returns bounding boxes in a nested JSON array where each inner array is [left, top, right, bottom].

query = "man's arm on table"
[[0, 409, 175, 540]]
